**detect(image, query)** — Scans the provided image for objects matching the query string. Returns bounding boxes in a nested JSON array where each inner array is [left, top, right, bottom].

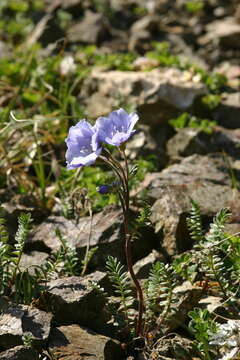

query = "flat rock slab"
[[28, 207, 123, 261], [48, 325, 123, 360], [148, 155, 240, 255], [0, 297, 52, 350], [167, 126, 240, 160], [19, 251, 49, 274], [82, 68, 207, 123], [133, 250, 163, 279], [67, 11, 111, 44], [0, 346, 39, 360], [148, 154, 234, 193], [203, 17, 240, 49], [213, 92, 240, 129], [27, 206, 155, 267], [160, 281, 203, 332], [150, 334, 199, 360], [33, 271, 112, 335]]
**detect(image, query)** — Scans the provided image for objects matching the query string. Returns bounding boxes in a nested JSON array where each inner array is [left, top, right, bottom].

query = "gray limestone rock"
[[130, 15, 161, 34], [150, 334, 199, 360], [213, 92, 240, 129], [0, 297, 52, 350], [0, 346, 39, 360], [159, 281, 203, 332], [48, 324, 123, 360], [67, 11, 111, 44], [27, 206, 155, 267], [167, 128, 213, 160], [203, 17, 240, 49], [33, 271, 112, 335], [19, 251, 49, 274], [148, 155, 240, 255], [167, 126, 240, 160], [81, 68, 207, 123], [133, 250, 163, 279]]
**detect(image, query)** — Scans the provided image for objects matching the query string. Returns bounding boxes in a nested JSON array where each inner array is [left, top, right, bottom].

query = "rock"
[[199, 295, 225, 313], [167, 126, 240, 160], [149, 334, 199, 360], [167, 128, 213, 160], [203, 17, 240, 49], [125, 123, 173, 168], [214, 62, 240, 89], [0, 297, 52, 350], [19, 251, 49, 274], [82, 68, 207, 123], [1, 194, 49, 240], [61, 0, 83, 12], [48, 324, 123, 360], [27, 206, 123, 257], [133, 250, 163, 279], [212, 126, 240, 158], [27, 206, 155, 267], [159, 281, 203, 332], [0, 346, 39, 360], [148, 155, 240, 255], [128, 30, 153, 53], [130, 14, 161, 33], [132, 57, 159, 71], [67, 11, 111, 44], [148, 154, 234, 192], [213, 92, 240, 129], [167, 34, 209, 70], [38, 16, 64, 47], [33, 271, 112, 335]]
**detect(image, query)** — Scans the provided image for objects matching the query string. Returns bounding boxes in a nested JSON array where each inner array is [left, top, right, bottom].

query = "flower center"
[[111, 125, 125, 137], [79, 145, 91, 155]]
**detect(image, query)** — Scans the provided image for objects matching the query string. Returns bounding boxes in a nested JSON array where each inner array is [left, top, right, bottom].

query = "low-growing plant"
[[0, 210, 33, 300], [186, 201, 240, 359], [64, 108, 146, 337], [188, 308, 218, 359], [106, 256, 135, 337], [185, 1, 204, 13], [146, 42, 180, 68], [169, 112, 216, 133], [201, 94, 221, 110], [144, 261, 177, 330]]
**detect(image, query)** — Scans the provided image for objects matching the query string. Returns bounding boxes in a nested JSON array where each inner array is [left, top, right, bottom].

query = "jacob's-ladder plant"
[[65, 108, 144, 336]]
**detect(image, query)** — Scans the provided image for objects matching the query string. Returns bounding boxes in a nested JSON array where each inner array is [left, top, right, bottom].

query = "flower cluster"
[[65, 108, 138, 170]]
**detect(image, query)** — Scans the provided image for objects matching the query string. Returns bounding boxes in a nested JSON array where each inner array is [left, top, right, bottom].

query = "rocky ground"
[[0, 0, 240, 359]]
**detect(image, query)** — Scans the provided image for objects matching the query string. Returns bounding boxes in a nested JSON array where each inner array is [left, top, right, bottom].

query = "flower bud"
[[96, 185, 110, 194]]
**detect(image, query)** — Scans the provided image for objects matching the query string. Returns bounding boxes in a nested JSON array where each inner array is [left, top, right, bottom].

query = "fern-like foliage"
[[0, 211, 34, 301], [188, 205, 239, 302], [10, 213, 33, 298], [34, 251, 62, 283], [12, 213, 32, 267], [0, 207, 9, 244], [187, 199, 204, 242], [106, 256, 135, 334], [14, 269, 40, 304], [205, 208, 231, 245], [145, 261, 177, 326], [56, 228, 79, 276], [136, 203, 152, 227], [0, 210, 11, 294]]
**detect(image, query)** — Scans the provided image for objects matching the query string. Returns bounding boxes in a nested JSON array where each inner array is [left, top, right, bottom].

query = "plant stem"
[[100, 151, 144, 336], [119, 148, 144, 336]]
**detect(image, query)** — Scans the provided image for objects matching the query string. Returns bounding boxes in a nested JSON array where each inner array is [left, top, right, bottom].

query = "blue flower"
[[65, 120, 101, 170], [96, 185, 111, 194], [95, 108, 139, 147]]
